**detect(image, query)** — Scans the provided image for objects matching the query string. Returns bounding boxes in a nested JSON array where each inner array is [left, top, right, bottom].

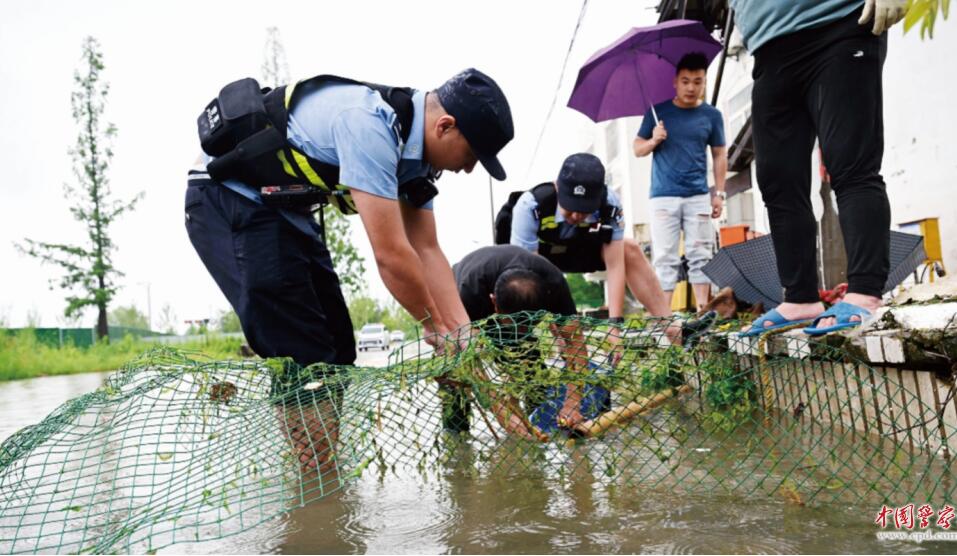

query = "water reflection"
[[274, 432, 934, 555], [0, 372, 110, 443], [0, 372, 951, 555]]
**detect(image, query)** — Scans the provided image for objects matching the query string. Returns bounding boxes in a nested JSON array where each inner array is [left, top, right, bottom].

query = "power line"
[[525, 0, 590, 181]]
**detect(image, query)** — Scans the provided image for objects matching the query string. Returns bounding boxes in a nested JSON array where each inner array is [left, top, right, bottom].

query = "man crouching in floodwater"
[[447, 245, 603, 438], [449, 245, 718, 439]]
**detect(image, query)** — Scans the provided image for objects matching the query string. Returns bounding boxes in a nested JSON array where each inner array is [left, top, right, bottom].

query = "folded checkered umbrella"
[[702, 231, 926, 308]]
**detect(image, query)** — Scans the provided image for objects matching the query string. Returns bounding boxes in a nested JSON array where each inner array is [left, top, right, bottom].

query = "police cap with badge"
[[556, 152, 606, 214]]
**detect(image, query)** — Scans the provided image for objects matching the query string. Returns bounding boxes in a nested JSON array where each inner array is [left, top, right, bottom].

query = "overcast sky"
[[0, 0, 668, 331]]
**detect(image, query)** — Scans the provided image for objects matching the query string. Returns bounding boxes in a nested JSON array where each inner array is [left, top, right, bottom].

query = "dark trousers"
[[185, 175, 356, 368], [751, 8, 891, 303]]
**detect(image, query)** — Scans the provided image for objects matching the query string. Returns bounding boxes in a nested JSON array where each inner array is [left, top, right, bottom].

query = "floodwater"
[[0, 352, 952, 555]]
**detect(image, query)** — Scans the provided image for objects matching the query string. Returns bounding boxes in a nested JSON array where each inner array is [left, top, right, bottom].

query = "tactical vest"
[[197, 74, 436, 215], [528, 182, 619, 273]]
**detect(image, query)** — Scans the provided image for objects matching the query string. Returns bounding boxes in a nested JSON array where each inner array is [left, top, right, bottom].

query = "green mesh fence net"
[[1, 312, 955, 553]]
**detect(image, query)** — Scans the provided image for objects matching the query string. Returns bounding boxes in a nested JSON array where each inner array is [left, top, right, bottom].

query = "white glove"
[[859, 0, 909, 35]]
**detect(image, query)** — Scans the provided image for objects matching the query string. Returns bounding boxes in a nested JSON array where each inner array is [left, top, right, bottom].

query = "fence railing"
[[1, 327, 175, 349]]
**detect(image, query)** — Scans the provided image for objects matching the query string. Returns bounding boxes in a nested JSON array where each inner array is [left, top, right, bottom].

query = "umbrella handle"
[[633, 55, 659, 125]]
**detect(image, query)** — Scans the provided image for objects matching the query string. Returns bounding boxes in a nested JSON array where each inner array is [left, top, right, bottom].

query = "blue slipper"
[[739, 308, 814, 338], [802, 301, 872, 336]]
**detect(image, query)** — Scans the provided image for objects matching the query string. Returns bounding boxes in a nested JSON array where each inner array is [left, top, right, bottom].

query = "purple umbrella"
[[567, 20, 722, 123]]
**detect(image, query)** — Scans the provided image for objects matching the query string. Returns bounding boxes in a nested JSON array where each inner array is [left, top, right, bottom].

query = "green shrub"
[[0, 331, 244, 382]]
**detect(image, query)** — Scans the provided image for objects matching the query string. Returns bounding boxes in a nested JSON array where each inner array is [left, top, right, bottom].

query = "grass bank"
[[0, 330, 246, 382]]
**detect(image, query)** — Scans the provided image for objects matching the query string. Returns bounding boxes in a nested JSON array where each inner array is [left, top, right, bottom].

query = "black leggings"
[[751, 8, 890, 303]]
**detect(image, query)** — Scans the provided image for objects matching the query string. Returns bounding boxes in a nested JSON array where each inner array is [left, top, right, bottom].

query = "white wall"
[[882, 17, 957, 270], [592, 117, 653, 243]]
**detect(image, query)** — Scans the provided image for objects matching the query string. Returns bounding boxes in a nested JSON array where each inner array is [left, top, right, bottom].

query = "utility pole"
[[138, 281, 152, 331], [711, 8, 735, 107]]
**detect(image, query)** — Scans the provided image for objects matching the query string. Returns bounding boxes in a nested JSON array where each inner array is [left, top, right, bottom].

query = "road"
[[355, 340, 432, 368]]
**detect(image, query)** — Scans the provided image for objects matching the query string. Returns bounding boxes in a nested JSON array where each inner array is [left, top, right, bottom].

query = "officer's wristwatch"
[[715, 191, 727, 201]]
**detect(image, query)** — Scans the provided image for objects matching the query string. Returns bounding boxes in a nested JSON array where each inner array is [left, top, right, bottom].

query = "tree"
[[260, 27, 367, 298], [321, 211, 367, 298], [56, 310, 85, 328], [565, 273, 604, 309], [16, 37, 141, 340], [348, 296, 421, 337], [348, 295, 384, 330], [156, 303, 178, 335], [109, 303, 148, 329], [185, 319, 211, 335], [217, 308, 242, 333], [904, 0, 950, 38], [25, 307, 43, 328], [381, 301, 421, 337]]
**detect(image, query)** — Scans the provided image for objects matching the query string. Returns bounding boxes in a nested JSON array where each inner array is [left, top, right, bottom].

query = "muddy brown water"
[[0, 351, 951, 554]]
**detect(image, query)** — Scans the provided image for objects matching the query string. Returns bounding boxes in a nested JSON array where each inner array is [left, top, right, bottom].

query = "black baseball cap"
[[556, 153, 606, 213], [436, 68, 514, 181]]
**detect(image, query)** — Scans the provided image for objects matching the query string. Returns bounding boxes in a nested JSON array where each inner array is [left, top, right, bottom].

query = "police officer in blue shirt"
[[509, 153, 675, 343], [186, 69, 513, 470]]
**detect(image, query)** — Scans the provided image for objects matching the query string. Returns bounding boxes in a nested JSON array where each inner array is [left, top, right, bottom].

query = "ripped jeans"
[[649, 193, 715, 291]]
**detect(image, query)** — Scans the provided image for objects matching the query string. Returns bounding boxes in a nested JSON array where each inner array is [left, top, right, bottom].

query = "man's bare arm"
[[400, 202, 471, 333], [601, 239, 632, 359], [633, 136, 657, 158], [550, 318, 594, 428], [601, 239, 626, 319], [712, 145, 727, 191], [711, 145, 728, 219], [552, 319, 589, 371], [634, 120, 667, 157], [352, 189, 448, 337]]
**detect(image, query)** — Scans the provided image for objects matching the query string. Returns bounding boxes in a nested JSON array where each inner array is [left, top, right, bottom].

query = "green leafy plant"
[[701, 355, 755, 409], [904, 0, 951, 38], [638, 345, 688, 392], [109, 304, 148, 330], [565, 273, 604, 309], [216, 309, 242, 333]]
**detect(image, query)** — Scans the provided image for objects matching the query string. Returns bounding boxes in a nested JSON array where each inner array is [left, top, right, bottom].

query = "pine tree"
[[260, 27, 366, 297], [16, 37, 142, 340]]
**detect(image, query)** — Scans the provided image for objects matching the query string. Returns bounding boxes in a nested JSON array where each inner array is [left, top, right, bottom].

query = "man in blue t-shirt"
[[634, 52, 727, 312]]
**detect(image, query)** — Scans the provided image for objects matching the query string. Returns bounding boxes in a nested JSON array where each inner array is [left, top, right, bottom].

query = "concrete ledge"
[[783, 329, 812, 359], [866, 302, 957, 333], [863, 331, 907, 364]]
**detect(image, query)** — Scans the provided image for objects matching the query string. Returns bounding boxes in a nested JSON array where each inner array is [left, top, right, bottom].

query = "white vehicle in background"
[[357, 323, 389, 351], [390, 330, 406, 343]]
